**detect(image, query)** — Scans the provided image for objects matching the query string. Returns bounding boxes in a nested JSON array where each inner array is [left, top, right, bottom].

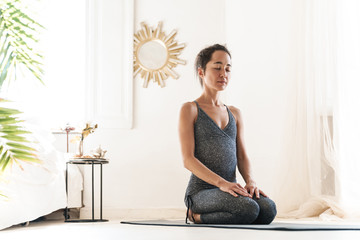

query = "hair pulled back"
[[194, 44, 231, 87]]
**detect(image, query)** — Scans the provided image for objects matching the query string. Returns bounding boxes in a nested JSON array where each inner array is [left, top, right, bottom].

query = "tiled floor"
[[2, 219, 360, 240]]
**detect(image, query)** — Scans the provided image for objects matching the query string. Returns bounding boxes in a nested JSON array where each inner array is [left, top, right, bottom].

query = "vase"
[[78, 140, 84, 156]]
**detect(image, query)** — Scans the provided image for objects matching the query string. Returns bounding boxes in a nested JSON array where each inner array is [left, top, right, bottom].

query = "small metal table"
[[65, 158, 109, 222]]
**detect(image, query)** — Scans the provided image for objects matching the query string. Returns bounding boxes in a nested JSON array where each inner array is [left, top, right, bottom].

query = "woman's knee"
[[254, 197, 277, 224], [232, 198, 260, 224]]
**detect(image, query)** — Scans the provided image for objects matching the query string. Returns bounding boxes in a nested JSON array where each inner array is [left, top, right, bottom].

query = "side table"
[[65, 159, 109, 222]]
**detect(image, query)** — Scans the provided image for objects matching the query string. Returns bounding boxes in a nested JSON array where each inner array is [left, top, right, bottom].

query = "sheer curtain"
[[334, 0, 360, 218], [277, 0, 360, 220]]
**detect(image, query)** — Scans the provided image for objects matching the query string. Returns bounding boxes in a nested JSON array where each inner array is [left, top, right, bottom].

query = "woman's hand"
[[244, 181, 268, 199], [219, 181, 252, 198]]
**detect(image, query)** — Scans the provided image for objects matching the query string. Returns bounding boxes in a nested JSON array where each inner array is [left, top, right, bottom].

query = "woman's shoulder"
[[179, 101, 198, 117], [179, 101, 198, 125], [227, 105, 242, 122]]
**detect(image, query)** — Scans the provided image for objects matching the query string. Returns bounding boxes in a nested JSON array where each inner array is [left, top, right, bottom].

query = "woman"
[[178, 44, 277, 224]]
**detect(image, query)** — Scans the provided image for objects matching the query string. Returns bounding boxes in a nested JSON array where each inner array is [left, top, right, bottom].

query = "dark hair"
[[194, 44, 231, 87]]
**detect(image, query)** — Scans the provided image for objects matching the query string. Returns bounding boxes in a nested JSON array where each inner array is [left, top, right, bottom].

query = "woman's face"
[[199, 50, 232, 91]]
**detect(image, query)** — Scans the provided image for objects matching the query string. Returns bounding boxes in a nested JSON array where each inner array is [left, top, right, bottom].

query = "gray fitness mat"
[[120, 219, 360, 231]]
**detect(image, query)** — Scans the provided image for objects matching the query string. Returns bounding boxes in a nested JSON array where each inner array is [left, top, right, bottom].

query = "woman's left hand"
[[244, 181, 268, 199]]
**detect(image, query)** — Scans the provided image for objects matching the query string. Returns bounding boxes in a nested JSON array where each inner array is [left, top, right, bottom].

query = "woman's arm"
[[229, 106, 267, 199], [179, 102, 250, 198]]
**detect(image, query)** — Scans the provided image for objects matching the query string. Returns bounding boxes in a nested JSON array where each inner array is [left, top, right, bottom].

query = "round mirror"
[[137, 40, 168, 70], [134, 22, 186, 88]]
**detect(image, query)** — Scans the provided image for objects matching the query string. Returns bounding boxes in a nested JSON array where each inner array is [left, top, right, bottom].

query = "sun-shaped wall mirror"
[[133, 22, 186, 88]]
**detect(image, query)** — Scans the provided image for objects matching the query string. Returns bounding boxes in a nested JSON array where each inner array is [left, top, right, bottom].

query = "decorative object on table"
[[61, 124, 76, 153], [133, 21, 186, 88], [91, 145, 107, 159], [71, 123, 98, 157]]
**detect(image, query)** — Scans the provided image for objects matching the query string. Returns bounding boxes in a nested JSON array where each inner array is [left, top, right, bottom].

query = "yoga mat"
[[121, 220, 360, 231]]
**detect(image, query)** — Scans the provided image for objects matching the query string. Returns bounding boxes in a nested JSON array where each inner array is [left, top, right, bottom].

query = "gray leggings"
[[187, 188, 277, 224]]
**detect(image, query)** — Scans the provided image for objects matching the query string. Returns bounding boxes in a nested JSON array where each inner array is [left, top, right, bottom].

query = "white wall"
[[56, 0, 304, 218], [65, 0, 227, 219], [225, 0, 303, 212]]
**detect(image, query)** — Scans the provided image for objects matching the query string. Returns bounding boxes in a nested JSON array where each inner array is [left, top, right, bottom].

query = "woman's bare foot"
[[188, 209, 202, 223], [193, 213, 201, 223]]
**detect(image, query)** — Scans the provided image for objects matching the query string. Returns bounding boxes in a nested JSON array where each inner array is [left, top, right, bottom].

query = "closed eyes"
[[214, 67, 231, 72]]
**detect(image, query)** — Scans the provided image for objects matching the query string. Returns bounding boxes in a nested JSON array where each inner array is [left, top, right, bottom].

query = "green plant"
[[0, 99, 40, 171], [0, 0, 44, 173], [0, 0, 44, 86]]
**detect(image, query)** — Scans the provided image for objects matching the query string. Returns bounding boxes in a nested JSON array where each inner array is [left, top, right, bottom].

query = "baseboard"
[[80, 207, 186, 220]]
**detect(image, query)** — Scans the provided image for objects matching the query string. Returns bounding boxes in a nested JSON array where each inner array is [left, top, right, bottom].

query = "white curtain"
[[334, 0, 360, 218], [277, 0, 360, 220]]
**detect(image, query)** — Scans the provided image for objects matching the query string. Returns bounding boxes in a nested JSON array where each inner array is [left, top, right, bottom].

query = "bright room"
[[1, 0, 360, 239]]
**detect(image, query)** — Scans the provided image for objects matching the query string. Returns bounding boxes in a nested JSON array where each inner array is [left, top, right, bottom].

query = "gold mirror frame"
[[133, 22, 186, 88]]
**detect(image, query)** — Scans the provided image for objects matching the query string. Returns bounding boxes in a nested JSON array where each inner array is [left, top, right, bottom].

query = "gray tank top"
[[185, 101, 238, 199]]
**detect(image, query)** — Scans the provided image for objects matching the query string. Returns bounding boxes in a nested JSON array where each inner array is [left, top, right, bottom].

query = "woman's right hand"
[[219, 181, 252, 198]]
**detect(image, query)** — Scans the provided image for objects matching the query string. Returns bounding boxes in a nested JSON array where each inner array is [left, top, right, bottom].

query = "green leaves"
[[0, 103, 40, 172], [0, 107, 22, 115], [0, 0, 44, 174], [0, 0, 44, 90], [5, 142, 36, 151], [0, 151, 11, 171]]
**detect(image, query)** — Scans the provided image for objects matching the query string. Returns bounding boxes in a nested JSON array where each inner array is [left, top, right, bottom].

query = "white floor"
[[2, 219, 360, 240]]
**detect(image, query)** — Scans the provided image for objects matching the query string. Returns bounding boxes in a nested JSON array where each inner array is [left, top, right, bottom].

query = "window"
[[2, 0, 134, 130]]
